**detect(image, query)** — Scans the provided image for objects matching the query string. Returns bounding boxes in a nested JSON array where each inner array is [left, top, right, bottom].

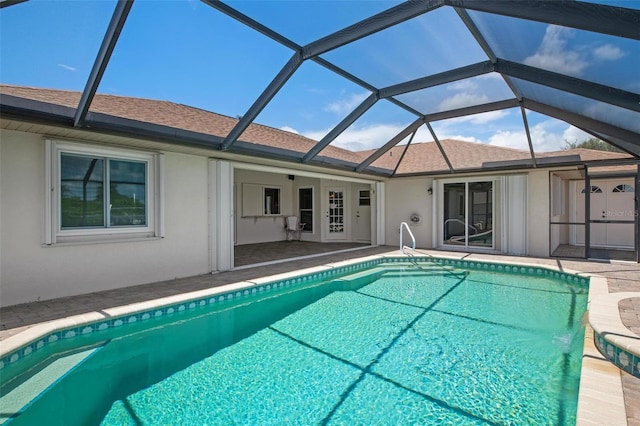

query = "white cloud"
[[592, 44, 625, 61], [437, 110, 510, 128], [323, 92, 369, 115], [562, 125, 593, 145], [279, 126, 300, 134], [438, 92, 490, 111], [57, 63, 77, 72], [447, 80, 479, 92], [486, 121, 593, 153], [487, 130, 529, 150], [304, 122, 406, 152], [444, 135, 480, 143], [413, 126, 433, 143], [524, 25, 587, 75], [469, 110, 510, 125]]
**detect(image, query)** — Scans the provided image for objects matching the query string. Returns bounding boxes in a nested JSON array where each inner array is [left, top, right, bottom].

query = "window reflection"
[[109, 160, 147, 226], [60, 155, 104, 228], [60, 154, 147, 229], [443, 181, 493, 248]]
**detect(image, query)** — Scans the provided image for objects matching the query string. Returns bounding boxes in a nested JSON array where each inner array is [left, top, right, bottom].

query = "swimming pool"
[[1, 257, 589, 425]]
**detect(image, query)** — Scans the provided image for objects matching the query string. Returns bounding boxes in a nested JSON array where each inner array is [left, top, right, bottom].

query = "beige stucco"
[[0, 126, 570, 307], [383, 172, 552, 257], [234, 169, 295, 245], [0, 129, 210, 307], [384, 177, 433, 249], [527, 170, 551, 257]]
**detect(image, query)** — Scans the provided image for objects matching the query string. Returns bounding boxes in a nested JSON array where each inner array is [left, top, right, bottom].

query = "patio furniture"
[[285, 216, 305, 241]]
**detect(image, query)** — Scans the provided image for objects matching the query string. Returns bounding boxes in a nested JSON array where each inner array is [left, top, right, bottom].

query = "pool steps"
[[0, 344, 104, 424]]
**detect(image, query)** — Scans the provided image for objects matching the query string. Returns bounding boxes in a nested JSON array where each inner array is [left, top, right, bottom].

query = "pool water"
[[3, 262, 588, 425]]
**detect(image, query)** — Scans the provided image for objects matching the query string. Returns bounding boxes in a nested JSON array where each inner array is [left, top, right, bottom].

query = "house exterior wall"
[[0, 129, 210, 307], [382, 171, 553, 257], [234, 172, 374, 245], [0, 126, 572, 307], [527, 170, 551, 257], [384, 178, 434, 249], [234, 169, 294, 245]]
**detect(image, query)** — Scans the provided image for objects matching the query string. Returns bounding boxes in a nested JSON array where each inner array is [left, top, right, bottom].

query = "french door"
[[326, 188, 346, 240]]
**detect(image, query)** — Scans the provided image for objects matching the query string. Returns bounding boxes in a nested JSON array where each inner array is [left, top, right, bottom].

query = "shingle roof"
[[364, 139, 537, 173], [1, 84, 634, 175], [0, 84, 364, 164], [540, 148, 632, 162]]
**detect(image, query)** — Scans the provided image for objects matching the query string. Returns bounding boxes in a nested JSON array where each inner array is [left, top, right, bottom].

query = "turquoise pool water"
[[1, 261, 588, 425]]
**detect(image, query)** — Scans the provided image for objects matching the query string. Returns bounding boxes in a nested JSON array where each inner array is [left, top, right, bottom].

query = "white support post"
[[375, 181, 385, 245], [210, 160, 234, 272]]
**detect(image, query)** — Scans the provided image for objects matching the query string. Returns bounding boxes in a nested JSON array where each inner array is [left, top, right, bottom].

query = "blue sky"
[[1, 0, 638, 153]]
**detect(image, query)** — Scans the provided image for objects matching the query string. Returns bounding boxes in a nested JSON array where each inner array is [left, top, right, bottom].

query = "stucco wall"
[[233, 172, 376, 245], [527, 170, 551, 257], [0, 130, 210, 307], [384, 178, 433, 249], [234, 169, 294, 245]]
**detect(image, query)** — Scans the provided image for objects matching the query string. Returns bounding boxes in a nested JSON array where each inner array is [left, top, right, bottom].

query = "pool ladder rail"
[[400, 222, 416, 256]]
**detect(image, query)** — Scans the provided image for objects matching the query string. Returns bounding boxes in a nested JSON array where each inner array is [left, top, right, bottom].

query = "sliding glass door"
[[443, 181, 493, 248], [443, 183, 466, 246]]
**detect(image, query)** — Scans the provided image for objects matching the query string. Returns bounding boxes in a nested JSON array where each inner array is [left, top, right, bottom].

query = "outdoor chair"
[[285, 216, 305, 241]]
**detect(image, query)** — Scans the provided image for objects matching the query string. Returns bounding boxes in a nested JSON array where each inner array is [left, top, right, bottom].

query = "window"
[[298, 187, 313, 232], [264, 187, 280, 215], [581, 185, 602, 193], [60, 154, 147, 228], [359, 190, 370, 206], [241, 184, 282, 217], [613, 184, 634, 193], [47, 140, 163, 244]]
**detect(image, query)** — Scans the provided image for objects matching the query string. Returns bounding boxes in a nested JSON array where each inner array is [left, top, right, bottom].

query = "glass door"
[[326, 188, 346, 239], [443, 181, 493, 248], [443, 183, 466, 245], [468, 181, 493, 248]]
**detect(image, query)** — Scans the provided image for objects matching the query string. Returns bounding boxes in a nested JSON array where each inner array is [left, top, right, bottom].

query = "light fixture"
[[427, 187, 433, 195]]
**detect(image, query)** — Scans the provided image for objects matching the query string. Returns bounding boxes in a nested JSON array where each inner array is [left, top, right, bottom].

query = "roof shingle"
[[1, 84, 634, 175]]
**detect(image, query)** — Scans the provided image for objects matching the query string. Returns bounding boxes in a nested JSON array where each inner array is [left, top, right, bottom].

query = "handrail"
[[400, 221, 415, 255]]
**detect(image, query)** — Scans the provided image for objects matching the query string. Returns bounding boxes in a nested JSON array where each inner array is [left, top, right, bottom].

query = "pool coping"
[[0, 251, 636, 425]]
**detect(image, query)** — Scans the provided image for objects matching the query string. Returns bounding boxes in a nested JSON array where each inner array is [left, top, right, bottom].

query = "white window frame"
[[263, 186, 281, 216], [45, 139, 164, 245]]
